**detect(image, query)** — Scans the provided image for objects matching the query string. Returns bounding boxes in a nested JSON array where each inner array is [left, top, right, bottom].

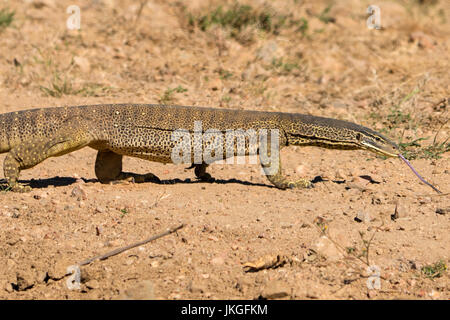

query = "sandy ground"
[[0, 0, 448, 299]]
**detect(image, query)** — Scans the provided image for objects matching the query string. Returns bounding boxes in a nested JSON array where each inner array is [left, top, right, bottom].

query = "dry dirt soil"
[[0, 0, 448, 300]]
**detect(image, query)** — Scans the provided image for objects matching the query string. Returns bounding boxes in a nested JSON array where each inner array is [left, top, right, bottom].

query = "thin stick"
[[78, 223, 185, 266], [398, 154, 442, 194]]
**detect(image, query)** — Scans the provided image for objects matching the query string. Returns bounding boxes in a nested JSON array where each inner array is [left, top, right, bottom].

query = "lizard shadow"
[[0, 176, 273, 190], [0, 175, 327, 190], [0, 177, 93, 191], [155, 177, 274, 188]]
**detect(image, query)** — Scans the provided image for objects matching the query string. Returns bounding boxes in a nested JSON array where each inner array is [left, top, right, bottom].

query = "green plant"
[[270, 58, 300, 74], [296, 17, 309, 36], [221, 95, 231, 103], [386, 89, 419, 129], [78, 83, 114, 97], [40, 75, 78, 97], [218, 68, 233, 80], [119, 208, 129, 218], [399, 137, 449, 160], [160, 86, 188, 104], [0, 8, 14, 29], [421, 260, 447, 279], [318, 5, 335, 24], [190, 3, 287, 36]]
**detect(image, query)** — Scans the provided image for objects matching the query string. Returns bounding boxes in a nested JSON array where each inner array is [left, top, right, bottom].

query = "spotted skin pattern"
[[0, 104, 399, 192]]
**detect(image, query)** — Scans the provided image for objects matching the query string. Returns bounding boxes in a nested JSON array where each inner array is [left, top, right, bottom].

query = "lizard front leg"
[[260, 151, 312, 190], [3, 132, 92, 192], [95, 150, 160, 184]]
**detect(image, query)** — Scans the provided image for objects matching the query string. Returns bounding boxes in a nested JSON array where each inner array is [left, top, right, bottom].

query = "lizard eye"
[[355, 133, 362, 141]]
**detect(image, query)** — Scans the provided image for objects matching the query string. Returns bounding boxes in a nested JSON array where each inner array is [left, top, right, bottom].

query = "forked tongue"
[[398, 154, 442, 194]]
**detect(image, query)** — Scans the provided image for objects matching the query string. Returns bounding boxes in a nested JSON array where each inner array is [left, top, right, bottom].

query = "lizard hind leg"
[[95, 150, 160, 184], [189, 163, 215, 182]]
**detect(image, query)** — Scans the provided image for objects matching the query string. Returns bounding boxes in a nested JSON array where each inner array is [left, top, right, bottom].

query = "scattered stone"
[[256, 41, 280, 63], [15, 272, 35, 291], [168, 293, 182, 299], [108, 239, 123, 247], [260, 280, 290, 299], [85, 279, 100, 289], [28, 0, 56, 8], [355, 211, 371, 223], [334, 169, 347, 180], [6, 235, 21, 246], [313, 236, 344, 262], [368, 173, 382, 183], [241, 64, 269, 81], [47, 259, 70, 280], [211, 256, 224, 266], [280, 222, 293, 229], [4, 282, 14, 293], [188, 281, 205, 294], [295, 165, 306, 175], [74, 56, 91, 73], [409, 31, 436, 49], [95, 206, 105, 213], [371, 194, 382, 205], [207, 78, 222, 91], [407, 279, 416, 287], [429, 289, 440, 299], [117, 280, 155, 300], [436, 207, 449, 215], [71, 186, 86, 201], [346, 177, 371, 192], [418, 197, 431, 205], [367, 289, 378, 299], [331, 100, 348, 109], [207, 235, 219, 242]]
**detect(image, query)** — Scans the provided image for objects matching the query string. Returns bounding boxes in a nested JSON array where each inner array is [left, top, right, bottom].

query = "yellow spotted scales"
[[0, 104, 400, 192]]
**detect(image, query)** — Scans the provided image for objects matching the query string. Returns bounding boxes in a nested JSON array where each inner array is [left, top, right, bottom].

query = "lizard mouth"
[[360, 140, 398, 158]]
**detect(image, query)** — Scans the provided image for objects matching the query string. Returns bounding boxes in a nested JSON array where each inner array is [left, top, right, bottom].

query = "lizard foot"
[[133, 173, 161, 183], [286, 178, 313, 189], [9, 183, 32, 193], [196, 172, 215, 183]]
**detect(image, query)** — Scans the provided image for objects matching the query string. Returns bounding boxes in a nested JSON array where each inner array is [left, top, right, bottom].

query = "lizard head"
[[283, 114, 399, 157]]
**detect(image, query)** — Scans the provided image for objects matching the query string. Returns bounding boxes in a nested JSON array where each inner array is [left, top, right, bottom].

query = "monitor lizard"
[[0, 104, 399, 192]]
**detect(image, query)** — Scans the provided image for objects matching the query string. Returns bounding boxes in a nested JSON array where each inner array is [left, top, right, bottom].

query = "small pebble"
[[355, 211, 371, 223], [85, 280, 100, 289]]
